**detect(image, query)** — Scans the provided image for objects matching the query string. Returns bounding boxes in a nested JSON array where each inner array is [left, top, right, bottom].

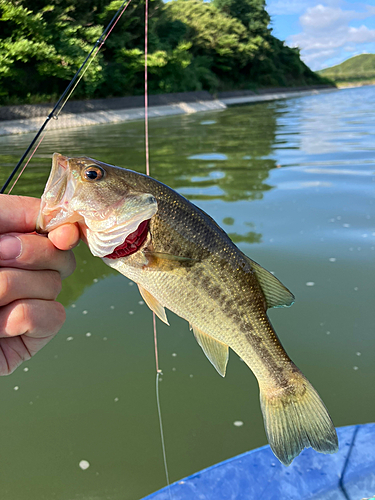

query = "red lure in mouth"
[[104, 219, 150, 259]]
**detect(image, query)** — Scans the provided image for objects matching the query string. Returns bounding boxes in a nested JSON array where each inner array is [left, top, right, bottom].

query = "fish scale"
[[37, 153, 339, 466]]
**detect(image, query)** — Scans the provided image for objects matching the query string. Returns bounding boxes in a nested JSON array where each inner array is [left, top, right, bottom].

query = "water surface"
[[0, 86, 374, 500]]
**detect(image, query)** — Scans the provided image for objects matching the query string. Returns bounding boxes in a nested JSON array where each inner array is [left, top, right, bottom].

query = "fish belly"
[[104, 251, 286, 384], [107, 255, 240, 343]]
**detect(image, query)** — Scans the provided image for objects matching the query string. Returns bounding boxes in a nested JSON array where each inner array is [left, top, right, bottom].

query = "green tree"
[[0, 0, 331, 105], [163, 0, 267, 88], [0, 0, 104, 103], [213, 0, 270, 36]]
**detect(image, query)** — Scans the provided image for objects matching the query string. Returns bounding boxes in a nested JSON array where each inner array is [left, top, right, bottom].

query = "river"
[[0, 85, 374, 500]]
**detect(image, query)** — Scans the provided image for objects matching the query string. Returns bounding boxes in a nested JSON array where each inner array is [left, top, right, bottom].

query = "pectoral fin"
[[246, 257, 295, 309], [144, 251, 196, 263], [137, 284, 169, 325], [143, 251, 197, 272], [192, 326, 229, 377]]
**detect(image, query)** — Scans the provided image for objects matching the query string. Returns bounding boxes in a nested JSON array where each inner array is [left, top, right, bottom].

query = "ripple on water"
[[191, 171, 225, 182], [188, 153, 228, 161], [178, 185, 225, 197]]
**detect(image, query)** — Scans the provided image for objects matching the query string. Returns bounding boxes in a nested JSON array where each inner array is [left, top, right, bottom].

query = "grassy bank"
[[318, 54, 375, 85]]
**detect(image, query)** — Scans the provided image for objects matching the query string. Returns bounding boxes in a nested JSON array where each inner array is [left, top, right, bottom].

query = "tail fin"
[[259, 373, 338, 466]]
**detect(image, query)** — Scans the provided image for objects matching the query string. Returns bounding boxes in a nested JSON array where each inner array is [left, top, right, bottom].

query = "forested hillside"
[[318, 54, 375, 84], [0, 0, 331, 105]]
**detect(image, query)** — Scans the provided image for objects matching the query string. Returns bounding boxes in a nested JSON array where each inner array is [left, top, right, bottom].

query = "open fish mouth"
[[36, 153, 77, 233], [36, 153, 159, 258]]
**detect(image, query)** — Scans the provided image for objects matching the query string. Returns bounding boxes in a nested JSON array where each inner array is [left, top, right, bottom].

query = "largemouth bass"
[[37, 153, 338, 466]]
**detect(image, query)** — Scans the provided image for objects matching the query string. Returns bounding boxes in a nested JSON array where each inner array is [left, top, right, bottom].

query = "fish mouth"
[[36, 153, 76, 233]]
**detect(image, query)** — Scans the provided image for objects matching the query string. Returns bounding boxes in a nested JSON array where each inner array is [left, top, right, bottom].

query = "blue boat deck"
[[142, 423, 375, 500]]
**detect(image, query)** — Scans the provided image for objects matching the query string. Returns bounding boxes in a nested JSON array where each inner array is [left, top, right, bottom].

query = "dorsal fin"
[[137, 284, 169, 325], [245, 256, 295, 309], [192, 326, 229, 377]]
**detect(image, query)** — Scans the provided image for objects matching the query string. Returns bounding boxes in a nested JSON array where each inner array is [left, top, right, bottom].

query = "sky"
[[267, 0, 375, 70]]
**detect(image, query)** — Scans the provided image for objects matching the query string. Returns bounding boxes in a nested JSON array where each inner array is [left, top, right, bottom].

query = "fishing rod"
[[0, 0, 132, 194]]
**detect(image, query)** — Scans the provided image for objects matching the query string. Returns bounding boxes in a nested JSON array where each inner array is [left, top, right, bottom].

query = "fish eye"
[[83, 165, 105, 181]]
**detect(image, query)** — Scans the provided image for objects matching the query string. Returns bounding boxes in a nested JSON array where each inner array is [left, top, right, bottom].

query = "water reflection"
[[1, 102, 279, 203], [228, 230, 262, 244], [151, 104, 279, 201]]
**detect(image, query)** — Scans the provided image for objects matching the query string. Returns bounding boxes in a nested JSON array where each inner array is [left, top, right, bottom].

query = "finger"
[[0, 299, 66, 340], [48, 223, 80, 250], [0, 337, 31, 375], [0, 195, 40, 233], [0, 299, 65, 375], [0, 268, 62, 307], [0, 233, 76, 279]]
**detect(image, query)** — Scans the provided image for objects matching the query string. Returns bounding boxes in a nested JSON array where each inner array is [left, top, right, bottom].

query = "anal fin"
[[192, 326, 229, 377], [138, 284, 169, 326]]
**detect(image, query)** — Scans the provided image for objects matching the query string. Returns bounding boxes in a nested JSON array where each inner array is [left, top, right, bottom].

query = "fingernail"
[[0, 235, 22, 260]]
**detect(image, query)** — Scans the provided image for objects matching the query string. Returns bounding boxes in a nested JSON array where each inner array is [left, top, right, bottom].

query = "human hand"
[[0, 195, 80, 375]]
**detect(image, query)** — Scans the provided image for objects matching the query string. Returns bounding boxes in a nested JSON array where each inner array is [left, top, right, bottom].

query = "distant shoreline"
[[0, 85, 337, 137], [336, 81, 375, 89]]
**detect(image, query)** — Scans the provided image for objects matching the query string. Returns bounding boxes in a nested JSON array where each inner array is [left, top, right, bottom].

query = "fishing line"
[[145, 0, 150, 177], [0, 0, 132, 195], [144, 1, 172, 495], [153, 316, 172, 499], [155, 355, 172, 497]]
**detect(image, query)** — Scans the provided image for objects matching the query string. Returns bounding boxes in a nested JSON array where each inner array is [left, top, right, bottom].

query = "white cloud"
[[348, 25, 375, 44], [267, 0, 342, 16], [286, 2, 375, 69], [299, 5, 355, 31]]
